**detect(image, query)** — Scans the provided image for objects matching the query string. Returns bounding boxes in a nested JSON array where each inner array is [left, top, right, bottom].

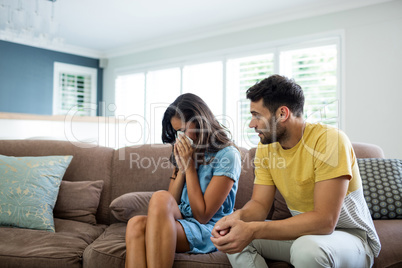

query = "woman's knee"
[[148, 190, 175, 216], [126, 215, 147, 241]]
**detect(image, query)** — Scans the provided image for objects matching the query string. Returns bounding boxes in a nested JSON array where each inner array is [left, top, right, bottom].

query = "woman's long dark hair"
[[162, 93, 235, 158]]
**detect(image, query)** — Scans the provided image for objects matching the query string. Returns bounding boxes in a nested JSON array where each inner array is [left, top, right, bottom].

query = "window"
[[146, 68, 181, 144], [226, 44, 338, 147], [280, 45, 338, 126], [53, 62, 97, 116], [115, 38, 340, 148], [183, 62, 223, 116], [115, 69, 180, 145], [115, 73, 145, 118], [226, 54, 275, 147]]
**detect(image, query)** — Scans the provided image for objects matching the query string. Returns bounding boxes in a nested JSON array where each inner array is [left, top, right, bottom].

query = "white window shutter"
[[112, 40, 340, 148], [115, 73, 145, 118], [53, 62, 97, 116], [227, 54, 275, 147], [280, 45, 338, 126]]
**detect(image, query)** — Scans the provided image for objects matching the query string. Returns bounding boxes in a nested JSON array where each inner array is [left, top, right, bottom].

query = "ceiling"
[[0, 0, 393, 57]]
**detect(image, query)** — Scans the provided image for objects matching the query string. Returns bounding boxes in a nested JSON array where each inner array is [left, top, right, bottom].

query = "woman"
[[125, 93, 241, 268]]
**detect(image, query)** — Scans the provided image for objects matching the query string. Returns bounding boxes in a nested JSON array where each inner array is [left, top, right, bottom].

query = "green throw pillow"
[[0, 155, 73, 232]]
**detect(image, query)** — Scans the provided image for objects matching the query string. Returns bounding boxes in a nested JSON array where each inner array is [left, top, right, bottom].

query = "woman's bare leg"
[[125, 215, 147, 268], [146, 190, 190, 268]]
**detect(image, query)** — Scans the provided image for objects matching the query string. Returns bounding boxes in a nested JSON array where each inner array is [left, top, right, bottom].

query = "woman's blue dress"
[[177, 145, 241, 253]]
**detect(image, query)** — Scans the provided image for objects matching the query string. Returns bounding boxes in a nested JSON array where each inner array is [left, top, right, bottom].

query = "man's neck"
[[279, 117, 305, 150]]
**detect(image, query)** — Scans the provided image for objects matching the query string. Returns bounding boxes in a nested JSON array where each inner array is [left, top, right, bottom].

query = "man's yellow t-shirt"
[[254, 122, 359, 213], [253, 122, 381, 256]]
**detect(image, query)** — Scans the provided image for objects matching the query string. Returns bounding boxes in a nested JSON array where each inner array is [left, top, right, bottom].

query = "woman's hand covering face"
[[174, 133, 194, 172]]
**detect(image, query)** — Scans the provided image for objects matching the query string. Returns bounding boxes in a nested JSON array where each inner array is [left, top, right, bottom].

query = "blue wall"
[[0, 40, 103, 115]]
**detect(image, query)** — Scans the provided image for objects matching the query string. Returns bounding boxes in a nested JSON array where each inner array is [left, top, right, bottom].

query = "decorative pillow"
[[0, 155, 73, 232], [54, 180, 104, 225], [109, 192, 154, 222], [358, 158, 402, 219]]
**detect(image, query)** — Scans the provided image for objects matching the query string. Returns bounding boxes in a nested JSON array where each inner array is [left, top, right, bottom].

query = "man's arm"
[[211, 184, 275, 237], [234, 184, 276, 222], [252, 176, 349, 239], [211, 176, 349, 254]]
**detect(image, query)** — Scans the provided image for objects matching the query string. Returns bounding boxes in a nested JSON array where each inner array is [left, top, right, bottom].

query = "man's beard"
[[259, 119, 287, 145]]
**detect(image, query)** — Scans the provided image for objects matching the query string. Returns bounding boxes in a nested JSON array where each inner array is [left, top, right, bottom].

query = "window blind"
[[114, 40, 340, 148], [53, 62, 97, 116], [280, 45, 338, 126], [228, 54, 275, 146], [115, 73, 145, 118], [58, 73, 92, 116]]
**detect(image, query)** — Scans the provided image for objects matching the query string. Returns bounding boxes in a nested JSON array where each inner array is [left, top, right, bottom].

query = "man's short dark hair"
[[246, 74, 305, 117]]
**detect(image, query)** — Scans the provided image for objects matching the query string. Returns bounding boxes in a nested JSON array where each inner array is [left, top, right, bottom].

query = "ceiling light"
[[0, 0, 63, 46]]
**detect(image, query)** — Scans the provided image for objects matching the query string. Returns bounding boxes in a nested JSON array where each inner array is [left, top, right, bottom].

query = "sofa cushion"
[[235, 147, 255, 210], [271, 190, 292, 220], [0, 155, 72, 232], [111, 144, 172, 193], [83, 223, 127, 268], [0, 140, 115, 225], [84, 223, 291, 268], [109, 192, 153, 222], [358, 158, 402, 219], [0, 218, 106, 268], [372, 220, 402, 268], [84, 223, 233, 268], [54, 180, 104, 225]]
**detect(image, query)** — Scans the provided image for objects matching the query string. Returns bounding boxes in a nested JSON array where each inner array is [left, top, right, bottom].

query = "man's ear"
[[276, 106, 290, 122]]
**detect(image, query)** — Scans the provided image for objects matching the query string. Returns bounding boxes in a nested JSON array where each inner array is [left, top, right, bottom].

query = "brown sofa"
[[0, 139, 401, 268]]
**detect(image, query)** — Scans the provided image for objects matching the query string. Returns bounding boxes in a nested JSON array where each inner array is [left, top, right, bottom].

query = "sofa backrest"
[[265, 142, 386, 220], [0, 139, 385, 225], [0, 140, 115, 225], [234, 147, 255, 210], [111, 144, 172, 195], [352, 142, 385, 158], [109, 144, 256, 222], [110, 144, 172, 222]]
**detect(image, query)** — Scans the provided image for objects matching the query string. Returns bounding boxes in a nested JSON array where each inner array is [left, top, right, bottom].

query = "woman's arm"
[[175, 136, 237, 224], [185, 164, 234, 224], [168, 168, 185, 204]]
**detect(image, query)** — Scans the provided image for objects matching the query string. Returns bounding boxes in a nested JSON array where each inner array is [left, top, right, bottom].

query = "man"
[[211, 75, 380, 267]]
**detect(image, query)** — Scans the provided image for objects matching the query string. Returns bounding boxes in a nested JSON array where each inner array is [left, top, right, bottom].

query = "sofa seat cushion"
[[84, 223, 233, 268], [83, 223, 127, 268], [0, 218, 106, 268], [84, 223, 291, 268], [373, 220, 402, 268]]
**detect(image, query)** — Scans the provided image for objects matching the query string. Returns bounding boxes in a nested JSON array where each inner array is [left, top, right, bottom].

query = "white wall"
[[0, 117, 142, 149], [103, 0, 402, 159]]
